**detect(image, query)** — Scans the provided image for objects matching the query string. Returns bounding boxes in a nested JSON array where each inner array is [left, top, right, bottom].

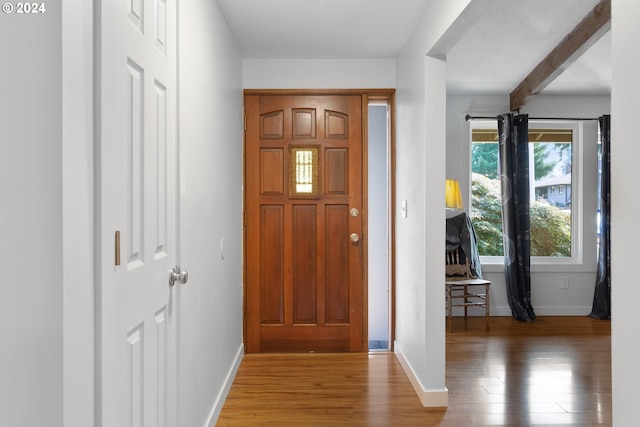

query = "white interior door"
[[97, 0, 180, 426]]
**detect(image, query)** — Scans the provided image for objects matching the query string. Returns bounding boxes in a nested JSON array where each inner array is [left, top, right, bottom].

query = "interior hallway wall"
[[62, 0, 95, 425], [394, 0, 475, 406], [179, 1, 244, 425], [1, 5, 63, 426], [611, 0, 640, 424], [243, 58, 396, 89]]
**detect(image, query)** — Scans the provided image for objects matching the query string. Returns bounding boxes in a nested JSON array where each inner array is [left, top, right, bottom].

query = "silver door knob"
[[169, 266, 188, 286], [350, 233, 359, 243]]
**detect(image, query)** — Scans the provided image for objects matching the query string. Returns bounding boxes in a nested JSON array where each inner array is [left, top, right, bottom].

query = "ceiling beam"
[[509, 0, 611, 111]]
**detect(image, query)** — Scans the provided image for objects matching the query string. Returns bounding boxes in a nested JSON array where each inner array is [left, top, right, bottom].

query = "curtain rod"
[[465, 114, 601, 122]]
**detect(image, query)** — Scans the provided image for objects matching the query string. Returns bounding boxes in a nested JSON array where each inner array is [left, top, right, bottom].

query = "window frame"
[[469, 120, 584, 268]]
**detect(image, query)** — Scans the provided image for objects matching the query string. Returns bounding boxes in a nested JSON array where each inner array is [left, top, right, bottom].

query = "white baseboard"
[[394, 343, 448, 408], [206, 343, 244, 427]]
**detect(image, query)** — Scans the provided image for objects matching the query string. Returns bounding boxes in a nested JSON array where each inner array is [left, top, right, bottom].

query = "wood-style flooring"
[[217, 316, 611, 426]]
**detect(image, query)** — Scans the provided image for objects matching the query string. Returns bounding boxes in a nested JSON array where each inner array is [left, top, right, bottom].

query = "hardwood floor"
[[216, 316, 611, 426]]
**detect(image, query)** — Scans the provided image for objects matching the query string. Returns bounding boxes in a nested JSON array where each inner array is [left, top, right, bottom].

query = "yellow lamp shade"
[[445, 179, 463, 209]]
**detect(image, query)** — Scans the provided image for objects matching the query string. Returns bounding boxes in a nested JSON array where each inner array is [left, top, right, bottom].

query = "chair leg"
[[485, 283, 490, 331], [447, 286, 452, 333], [463, 285, 468, 319]]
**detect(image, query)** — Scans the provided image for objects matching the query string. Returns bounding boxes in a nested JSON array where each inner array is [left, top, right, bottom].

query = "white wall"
[[394, 0, 473, 407], [611, 0, 640, 424], [0, 5, 63, 427], [244, 59, 396, 89], [62, 1, 95, 426], [446, 94, 610, 316], [178, 1, 244, 425]]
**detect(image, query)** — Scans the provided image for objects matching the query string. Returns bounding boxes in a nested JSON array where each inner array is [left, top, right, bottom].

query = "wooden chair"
[[445, 248, 490, 332]]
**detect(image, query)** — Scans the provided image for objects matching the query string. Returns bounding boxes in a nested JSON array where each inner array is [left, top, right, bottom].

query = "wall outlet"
[[561, 276, 569, 289]]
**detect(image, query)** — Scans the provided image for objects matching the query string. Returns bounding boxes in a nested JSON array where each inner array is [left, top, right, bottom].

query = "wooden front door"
[[245, 93, 365, 353]]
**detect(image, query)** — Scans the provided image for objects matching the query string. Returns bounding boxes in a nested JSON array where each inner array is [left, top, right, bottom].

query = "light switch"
[[401, 200, 408, 218]]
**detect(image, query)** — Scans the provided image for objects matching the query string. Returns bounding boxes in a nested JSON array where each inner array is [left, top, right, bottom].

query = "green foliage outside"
[[470, 173, 571, 257], [530, 203, 571, 257], [471, 143, 499, 180], [471, 141, 558, 181], [533, 143, 555, 179], [469, 174, 503, 255]]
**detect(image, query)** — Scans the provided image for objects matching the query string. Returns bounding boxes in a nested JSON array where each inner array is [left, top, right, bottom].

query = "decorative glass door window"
[[289, 146, 319, 198]]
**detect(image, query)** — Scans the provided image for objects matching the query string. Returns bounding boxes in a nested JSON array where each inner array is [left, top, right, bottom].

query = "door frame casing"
[[242, 89, 396, 352]]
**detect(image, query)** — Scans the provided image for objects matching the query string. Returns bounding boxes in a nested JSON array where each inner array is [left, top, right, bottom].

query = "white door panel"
[[98, 0, 179, 426]]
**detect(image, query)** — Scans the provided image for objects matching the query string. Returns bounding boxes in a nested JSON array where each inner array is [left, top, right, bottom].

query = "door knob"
[[350, 233, 360, 243], [169, 266, 189, 286]]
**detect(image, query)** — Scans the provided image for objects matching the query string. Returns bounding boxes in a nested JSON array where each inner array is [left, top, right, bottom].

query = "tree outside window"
[[470, 126, 572, 258]]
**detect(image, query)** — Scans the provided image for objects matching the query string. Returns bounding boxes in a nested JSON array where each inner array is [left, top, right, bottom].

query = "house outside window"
[[470, 121, 582, 264]]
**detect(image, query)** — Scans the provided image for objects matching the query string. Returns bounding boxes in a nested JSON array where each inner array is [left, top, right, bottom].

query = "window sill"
[[480, 260, 596, 274]]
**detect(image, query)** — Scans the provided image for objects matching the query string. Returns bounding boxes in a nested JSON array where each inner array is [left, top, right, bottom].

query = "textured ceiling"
[[215, 0, 611, 95]]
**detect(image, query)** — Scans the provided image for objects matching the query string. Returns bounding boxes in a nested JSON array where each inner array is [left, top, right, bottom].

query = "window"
[[470, 121, 582, 264], [289, 146, 319, 198]]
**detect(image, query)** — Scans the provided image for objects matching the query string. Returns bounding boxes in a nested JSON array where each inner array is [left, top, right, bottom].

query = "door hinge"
[[244, 210, 248, 227], [244, 116, 247, 131]]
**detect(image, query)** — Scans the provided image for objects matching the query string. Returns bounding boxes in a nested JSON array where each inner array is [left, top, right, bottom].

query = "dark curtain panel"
[[589, 115, 611, 319], [498, 113, 536, 322]]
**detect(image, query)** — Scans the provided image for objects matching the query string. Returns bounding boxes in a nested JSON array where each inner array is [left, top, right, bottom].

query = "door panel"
[[245, 94, 364, 353], [261, 205, 284, 324], [98, 0, 178, 425], [325, 204, 349, 323], [292, 204, 317, 324]]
